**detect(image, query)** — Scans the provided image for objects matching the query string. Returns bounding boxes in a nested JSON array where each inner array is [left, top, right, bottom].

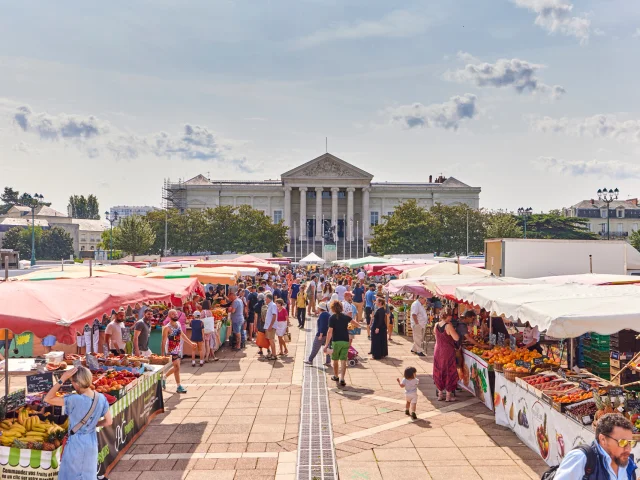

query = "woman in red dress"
[[432, 308, 460, 402]]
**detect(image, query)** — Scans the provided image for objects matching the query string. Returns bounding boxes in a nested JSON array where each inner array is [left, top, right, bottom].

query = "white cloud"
[[534, 156, 640, 179], [633, 28, 640, 38], [445, 54, 565, 98], [9, 104, 255, 172], [295, 10, 431, 49], [389, 93, 478, 130], [512, 0, 593, 44], [530, 114, 640, 143]]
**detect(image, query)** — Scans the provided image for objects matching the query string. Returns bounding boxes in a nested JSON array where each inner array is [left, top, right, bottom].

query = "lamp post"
[[22, 193, 44, 266], [517, 207, 533, 239], [105, 210, 118, 260], [597, 188, 619, 240]]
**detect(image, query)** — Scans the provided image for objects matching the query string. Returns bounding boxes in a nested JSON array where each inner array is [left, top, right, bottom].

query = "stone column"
[[299, 187, 307, 241], [362, 187, 370, 239], [315, 187, 323, 240], [331, 187, 339, 236], [347, 187, 355, 241], [284, 186, 292, 241]]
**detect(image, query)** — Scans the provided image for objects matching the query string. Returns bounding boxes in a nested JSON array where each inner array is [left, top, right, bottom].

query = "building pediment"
[[281, 153, 373, 181]]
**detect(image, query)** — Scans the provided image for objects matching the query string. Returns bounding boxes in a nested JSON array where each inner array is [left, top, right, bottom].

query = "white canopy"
[[401, 262, 492, 279], [299, 252, 325, 265], [454, 283, 640, 338]]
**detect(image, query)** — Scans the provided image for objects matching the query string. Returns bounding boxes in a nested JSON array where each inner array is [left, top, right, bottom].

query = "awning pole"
[[569, 337, 574, 370], [4, 329, 9, 402]]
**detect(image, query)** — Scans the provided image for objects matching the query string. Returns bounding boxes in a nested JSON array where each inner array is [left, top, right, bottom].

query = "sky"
[[1, 0, 639, 215]]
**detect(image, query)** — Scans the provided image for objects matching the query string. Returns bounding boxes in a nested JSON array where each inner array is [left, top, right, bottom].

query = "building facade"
[[109, 205, 158, 225], [164, 153, 481, 252], [0, 205, 107, 255], [565, 199, 640, 239]]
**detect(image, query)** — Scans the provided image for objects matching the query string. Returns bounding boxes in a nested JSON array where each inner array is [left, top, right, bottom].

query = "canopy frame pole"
[[61, 258, 64, 272], [569, 337, 574, 370], [89, 259, 93, 277], [611, 351, 640, 382], [589, 255, 593, 273], [4, 329, 9, 404]]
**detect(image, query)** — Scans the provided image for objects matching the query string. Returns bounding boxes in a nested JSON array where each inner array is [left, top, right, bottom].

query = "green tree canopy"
[[629, 230, 640, 251], [0, 187, 21, 214], [485, 211, 523, 239], [68, 194, 100, 219], [40, 227, 75, 260], [429, 203, 485, 254], [1, 226, 40, 258], [112, 215, 156, 260], [232, 205, 289, 253], [521, 213, 595, 240]]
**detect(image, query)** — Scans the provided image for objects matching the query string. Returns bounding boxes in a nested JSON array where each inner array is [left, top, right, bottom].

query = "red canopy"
[[378, 263, 437, 275], [195, 261, 279, 273], [233, 255, 266, 263], [0, 277, 202, 343]]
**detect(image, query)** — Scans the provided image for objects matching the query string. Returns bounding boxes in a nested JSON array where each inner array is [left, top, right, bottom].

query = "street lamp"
[[22, 193, 44, 266], [105, 210, 118, 260], [517, 207, 533, 239], [597, 187, 619, 240]]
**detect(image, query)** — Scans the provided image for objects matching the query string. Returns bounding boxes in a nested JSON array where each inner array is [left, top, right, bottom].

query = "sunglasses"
[[603, 434, 637, 449]]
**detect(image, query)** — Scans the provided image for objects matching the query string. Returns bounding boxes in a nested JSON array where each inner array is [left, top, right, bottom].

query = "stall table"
[[458, 349, 494, 410]]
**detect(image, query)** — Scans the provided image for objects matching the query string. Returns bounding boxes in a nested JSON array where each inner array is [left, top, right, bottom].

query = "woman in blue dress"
[[44, 366, 112, 480]]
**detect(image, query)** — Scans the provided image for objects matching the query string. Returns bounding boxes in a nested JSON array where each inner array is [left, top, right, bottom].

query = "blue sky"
[[1, 0, 639, 214]]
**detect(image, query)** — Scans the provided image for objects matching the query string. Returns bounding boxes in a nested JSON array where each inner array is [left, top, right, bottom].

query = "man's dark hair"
[[258, 286, 265, 293], [464, 311, 476, 319], [596, 413, 633, 440], [338, 280, 343, 285], [369, 283, 376, 289]]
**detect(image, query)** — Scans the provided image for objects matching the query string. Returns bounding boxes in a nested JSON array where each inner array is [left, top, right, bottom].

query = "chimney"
[[429, 175, 432, 183], [629, 198, 638, 206], [590, 199, 594, 205]]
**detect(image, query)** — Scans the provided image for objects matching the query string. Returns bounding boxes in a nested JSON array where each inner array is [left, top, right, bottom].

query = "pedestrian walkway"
[[297, 316, 338, 479], [111, 320, 550, 480]]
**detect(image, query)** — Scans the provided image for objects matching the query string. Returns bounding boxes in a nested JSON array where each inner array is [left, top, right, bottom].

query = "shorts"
[[265, 329, 276, 340], [171, 354, 180, 362], [331, 341, 350, 361], [307, 294, 315, 306], [76, 335, 86, 347], [406, 393, 418, 405], [42, 335, 57, 347], [232, 321, 245, 334]]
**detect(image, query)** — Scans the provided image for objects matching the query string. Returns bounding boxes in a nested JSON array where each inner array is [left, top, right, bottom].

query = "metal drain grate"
[[297, 318, 339, 480]]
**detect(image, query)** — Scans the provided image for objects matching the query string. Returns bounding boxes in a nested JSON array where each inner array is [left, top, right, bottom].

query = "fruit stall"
[[453, 282, 640, 466]]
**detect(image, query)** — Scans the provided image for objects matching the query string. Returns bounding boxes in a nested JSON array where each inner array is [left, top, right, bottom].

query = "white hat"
[[193, 311, 202, 318], [318, 302, 328, 311]]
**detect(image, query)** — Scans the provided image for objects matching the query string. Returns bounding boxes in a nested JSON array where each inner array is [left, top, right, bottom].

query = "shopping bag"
[[256, 331, 270, 349], [283, 331, 292, 343]]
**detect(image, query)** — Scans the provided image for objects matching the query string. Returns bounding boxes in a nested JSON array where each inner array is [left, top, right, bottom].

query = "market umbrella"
[[0, 276, 202, 342], [195, 261, 279, 273], [233, 254, 267, 263], [299, 252, 325, 265], [532, 274, 640, 286], [340, 256, 391, 269], [400, 262, 492, 279], [11, 264, 148, 281], [379, 262, 438, 275], [421, 275, 533, 301], [143, 267, 236, 285], [384, 279, 432, 297]]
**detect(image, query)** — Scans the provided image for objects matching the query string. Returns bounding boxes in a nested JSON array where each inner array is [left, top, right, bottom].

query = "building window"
[[617, 209, 624, 218], [601, 224, 607, 233], [81, 246, 85, 251], [370, 211, 379, 227], [320, 191, 346, 199], [273, 210, 283, 224], [618, 223, 624, 233], [81, 237, 86, 242], [90, 246, 94, 250], [633, 224, 639, 232], [586, 223, 592, 232], [307, 191, 316, 199], [601, 209, 608, 218]]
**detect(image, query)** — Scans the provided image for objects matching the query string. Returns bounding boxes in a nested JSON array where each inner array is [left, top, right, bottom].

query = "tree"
[[232, 205, 289, 253], [631, 230, 640, 252], [145, 209, 182, 255], [0, 187, 21, 214], [370, 200, 440, 255], [1, 226, 43, 259], [40, 227, 75, 260], [522, 213, 596, 240], [112, 215, 156, 260], [429, 203, 486, 255], [174, 209, 208, 254], [485, 211, 523, 239]]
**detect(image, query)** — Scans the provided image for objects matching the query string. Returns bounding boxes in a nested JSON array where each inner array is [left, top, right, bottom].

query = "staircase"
[[285, 240, 369, 262]]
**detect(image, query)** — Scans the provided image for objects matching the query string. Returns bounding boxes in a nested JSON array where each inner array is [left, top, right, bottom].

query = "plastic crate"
[[589, 360, 610, 370], [589, 337, 610, 348], [586, 350, 611, 362]]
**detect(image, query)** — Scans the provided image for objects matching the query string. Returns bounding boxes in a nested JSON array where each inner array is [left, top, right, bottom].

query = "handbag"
[[256, 331, 270, 349], [61, 392, 100, 457], [283, 329, 292, 343]]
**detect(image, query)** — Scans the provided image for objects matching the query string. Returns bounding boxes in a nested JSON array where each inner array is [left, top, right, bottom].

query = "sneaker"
[[339, 380, 346, 387], [410, 350, 417, 355], [416, 352, 426, 357], [258, 350, 264, 356], [405, 409, 410, 416], [331, 376, 340, 382], [176, 385, 187, 394], [411, 412, 417, 420], [304, 360, 312, 365], [191, 361, 196, 367]]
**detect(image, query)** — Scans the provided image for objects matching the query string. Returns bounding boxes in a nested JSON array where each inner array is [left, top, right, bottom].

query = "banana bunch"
[[0, 420, 26, 446], [0, 411, 68, 447]]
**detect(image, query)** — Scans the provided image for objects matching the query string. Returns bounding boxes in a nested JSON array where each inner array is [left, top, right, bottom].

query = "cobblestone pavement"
[[111, 316, 549, 480]]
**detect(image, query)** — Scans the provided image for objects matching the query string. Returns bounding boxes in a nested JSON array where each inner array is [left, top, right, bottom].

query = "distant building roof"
[[71, 219, 107, 232], [0, 218, 49, 227], [36, 205, 68, 217], [184, 174, 213, 186], [571, 199, 639, 209]]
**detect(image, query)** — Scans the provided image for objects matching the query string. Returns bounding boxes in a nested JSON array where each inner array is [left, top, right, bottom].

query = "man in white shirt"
[[357, 269, 365, 282], [335, 280, 347, 301], [410, 297, 428, 357], [263, 293, 279, 360]]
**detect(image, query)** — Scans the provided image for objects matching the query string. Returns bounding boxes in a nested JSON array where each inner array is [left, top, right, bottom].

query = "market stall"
[[299, 252, 325, 266], [454, 282, 640, 466]]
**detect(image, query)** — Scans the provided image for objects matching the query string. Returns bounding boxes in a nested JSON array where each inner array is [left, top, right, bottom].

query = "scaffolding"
[[162, 178, 187, 213]]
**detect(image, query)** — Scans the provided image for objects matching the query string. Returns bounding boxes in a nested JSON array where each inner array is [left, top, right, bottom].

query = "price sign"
[[510, 336, 517, 350], [4, 389, 26, 412], [489, 334, 496, 346], [86, 354, 100, 371], [609, 387, 624, 396], [627, 399, 640, 411], [26, 372, 54, 394], [497, 333, 505, 346], [579, 381, 593, 391], [611, 351, 620, 360], [582, 415, 593, 425], [558, 369, 567, 379], [73, 359, 83, 368], [534, 357, 546, 366], [515, 360, 526, 367]]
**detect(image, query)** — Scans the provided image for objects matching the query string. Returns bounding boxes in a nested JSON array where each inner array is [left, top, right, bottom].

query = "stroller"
[[347, 346, 362, 367]]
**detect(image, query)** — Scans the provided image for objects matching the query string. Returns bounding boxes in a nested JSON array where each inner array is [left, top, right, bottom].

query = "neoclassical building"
[[164, 153, 481, 252]]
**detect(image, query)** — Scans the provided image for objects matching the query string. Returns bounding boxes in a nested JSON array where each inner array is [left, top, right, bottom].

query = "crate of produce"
[[565, 399, 597, 426], [587, 349, 611, 362]]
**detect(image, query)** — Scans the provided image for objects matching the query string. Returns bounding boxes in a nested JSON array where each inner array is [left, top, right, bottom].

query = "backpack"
[[541, 445, 596, 480], [261, 304, 268, 323]]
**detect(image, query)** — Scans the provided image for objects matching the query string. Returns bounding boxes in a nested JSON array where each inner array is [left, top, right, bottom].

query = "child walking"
[[190, 311, 205, 367], [397, 366, 419, 420]]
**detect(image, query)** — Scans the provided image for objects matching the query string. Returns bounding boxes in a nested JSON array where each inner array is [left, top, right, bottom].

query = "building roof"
[[10, 206, 30, 213], [0, 218, 49, 227], [571, 199, 639, 209], [36, 205, 68, 217], [71, 219, 107, 232], [184, 174, 213, 186], [441, 177, 472, 188], [281, 153, 373, 180]]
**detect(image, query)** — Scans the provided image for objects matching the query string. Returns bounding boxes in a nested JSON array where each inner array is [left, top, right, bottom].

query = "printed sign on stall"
[[458, 350, 493, 411]]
